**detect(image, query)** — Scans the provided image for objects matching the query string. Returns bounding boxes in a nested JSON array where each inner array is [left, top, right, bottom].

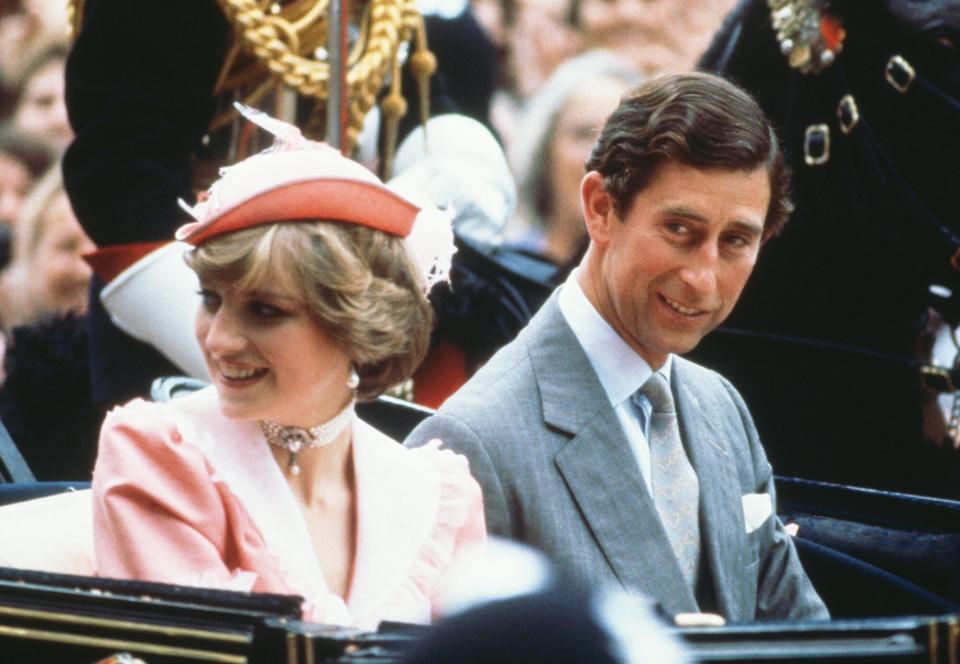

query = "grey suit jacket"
[[405, 294, 828, 621]]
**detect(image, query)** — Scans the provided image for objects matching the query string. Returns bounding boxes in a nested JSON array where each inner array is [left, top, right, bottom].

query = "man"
[[405, 72, 828, 621]]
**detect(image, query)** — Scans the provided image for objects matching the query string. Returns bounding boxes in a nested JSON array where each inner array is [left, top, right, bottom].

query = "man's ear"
[[581, 171, 615, 246]]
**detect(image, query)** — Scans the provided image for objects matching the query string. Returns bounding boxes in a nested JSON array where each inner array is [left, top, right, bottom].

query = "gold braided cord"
[[66, 0, 86, 40], [216, 0, 427, 151], [66, 0, 435, 166]]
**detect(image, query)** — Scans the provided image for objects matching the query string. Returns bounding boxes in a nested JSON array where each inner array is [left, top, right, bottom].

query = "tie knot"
[[638, 372, 674, 413]]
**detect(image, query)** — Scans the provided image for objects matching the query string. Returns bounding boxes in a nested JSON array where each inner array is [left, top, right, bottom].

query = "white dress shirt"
[[558, 270, 673, 495]]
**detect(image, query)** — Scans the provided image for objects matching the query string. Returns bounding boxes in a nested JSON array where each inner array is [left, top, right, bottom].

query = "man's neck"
[[575, 252, 667, 371]]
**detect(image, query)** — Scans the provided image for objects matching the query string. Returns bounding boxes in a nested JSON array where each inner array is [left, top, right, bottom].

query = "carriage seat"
[[0, 489, 94, 576]]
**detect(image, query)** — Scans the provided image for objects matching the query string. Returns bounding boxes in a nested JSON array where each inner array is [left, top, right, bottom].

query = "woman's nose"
[[202, 308, 247, 355]]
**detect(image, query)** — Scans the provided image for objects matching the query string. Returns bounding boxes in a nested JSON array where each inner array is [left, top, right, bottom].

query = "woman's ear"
[[580, 171, 615, 247]]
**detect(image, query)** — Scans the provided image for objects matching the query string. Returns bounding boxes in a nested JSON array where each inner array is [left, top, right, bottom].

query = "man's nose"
[[678, 245, 719, 294]]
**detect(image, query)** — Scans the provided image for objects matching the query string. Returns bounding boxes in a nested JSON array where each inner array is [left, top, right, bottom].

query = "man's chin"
[[658, 333, 711, 359]]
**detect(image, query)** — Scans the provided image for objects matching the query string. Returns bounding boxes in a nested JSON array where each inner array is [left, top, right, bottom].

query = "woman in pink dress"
[[91, 113, 485, 628]]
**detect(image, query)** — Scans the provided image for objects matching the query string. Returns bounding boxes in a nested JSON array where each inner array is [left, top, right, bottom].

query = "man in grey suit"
[[406, 72, 828, 621]]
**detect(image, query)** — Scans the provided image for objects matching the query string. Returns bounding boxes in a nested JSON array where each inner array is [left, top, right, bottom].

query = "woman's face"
[[13, 58, 72, 154], [29, 192, 95, 316], [196, 276, 353, 427], [547, 75, 631, 243]]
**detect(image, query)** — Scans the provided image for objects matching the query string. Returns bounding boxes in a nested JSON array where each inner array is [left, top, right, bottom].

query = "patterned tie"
[[634, 372, 702, 591]]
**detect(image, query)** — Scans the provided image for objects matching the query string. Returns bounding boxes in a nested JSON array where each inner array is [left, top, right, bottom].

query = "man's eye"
[[666, 222, 689, 235], [723, 234, 750, 249]]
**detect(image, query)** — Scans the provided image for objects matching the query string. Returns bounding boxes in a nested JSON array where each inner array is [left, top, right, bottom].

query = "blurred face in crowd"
[[13, 57, 72, 154], [509, 0, 582, 96], [0, 0, 68, 86], [577, 0, 736, 75], [546, 75, 629, 261], [30, 191, 96, 315], [0, 152, 31, 226]]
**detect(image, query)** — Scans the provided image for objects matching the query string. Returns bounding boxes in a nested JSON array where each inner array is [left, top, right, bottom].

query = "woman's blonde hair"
[[0, 166, 71, 329], [186, 221, 433, 402], [13, 165, 63, 259]]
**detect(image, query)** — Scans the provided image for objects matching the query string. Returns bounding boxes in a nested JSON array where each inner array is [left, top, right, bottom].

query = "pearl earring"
[[347, 366, 360, 390]]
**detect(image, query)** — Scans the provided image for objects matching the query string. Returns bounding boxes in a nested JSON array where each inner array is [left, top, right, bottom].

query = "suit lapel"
[[672, 360, 749, 618], [529, 298, 697, 612]]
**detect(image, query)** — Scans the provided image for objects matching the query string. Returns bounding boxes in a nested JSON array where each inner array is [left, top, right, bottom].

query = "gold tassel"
[[408, 15, 436, 148], [380, 52, 408, 179]]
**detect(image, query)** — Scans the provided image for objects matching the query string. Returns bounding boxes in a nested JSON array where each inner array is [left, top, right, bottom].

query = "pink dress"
[[92, 387, 486, 628]]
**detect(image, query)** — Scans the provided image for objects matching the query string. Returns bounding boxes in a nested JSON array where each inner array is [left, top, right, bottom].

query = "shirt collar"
[[558, 270, 672, 408]]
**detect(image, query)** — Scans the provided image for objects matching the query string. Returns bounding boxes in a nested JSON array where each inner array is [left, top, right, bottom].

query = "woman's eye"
[[198, 289, 220, 310], [249, 301, 287, 318]]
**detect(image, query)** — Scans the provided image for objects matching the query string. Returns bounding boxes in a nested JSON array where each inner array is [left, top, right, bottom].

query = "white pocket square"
[[742, 493, 772, 534]]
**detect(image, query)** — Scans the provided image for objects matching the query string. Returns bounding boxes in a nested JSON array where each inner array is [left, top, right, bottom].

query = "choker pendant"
[[260, 400, 355, 475]]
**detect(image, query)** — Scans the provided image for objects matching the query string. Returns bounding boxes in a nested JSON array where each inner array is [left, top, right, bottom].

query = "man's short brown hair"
[[585, 72, 792, 240]]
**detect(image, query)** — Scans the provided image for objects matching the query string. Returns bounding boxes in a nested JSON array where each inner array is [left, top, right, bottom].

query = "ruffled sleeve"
[[92, 398, 258, 592], [399, 440, 487, 611]]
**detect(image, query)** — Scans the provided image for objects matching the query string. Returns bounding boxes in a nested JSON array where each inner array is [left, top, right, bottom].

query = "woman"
[[506, 50, 641, 266], [11, 44, 72, 155], [0, 165, 96, 331], [92, 117, 485, 627], [0, 123, 53, 229]]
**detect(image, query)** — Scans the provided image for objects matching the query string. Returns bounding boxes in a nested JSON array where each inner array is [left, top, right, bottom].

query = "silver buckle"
[[837, 94, 859, 134], [885, 55, 915, 93], [804, 123, 830, 166]]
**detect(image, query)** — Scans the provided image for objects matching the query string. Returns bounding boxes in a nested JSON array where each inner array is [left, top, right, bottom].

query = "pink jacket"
[[92, 387, 485, 628]]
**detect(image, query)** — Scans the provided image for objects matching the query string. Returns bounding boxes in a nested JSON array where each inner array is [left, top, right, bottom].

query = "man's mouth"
[[661, 294, 705, 317]]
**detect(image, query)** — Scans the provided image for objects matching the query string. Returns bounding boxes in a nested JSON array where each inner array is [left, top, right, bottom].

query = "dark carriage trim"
[[777, 476, 960, 533], [675, 615, 958, 662], [0, 567, 956, 662]]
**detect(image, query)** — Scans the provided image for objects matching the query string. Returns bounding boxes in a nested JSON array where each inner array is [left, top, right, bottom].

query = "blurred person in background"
[[482, 0, 735, 147], [575, 0, 736, 76], [0, 122, 53, 289], [11, 43, 72, 154], [507, 50, 642, 266], [0, 122, 52, 232], [0, 166, 95, 331], [0, 167, 97, 477], [483, 0, 583, 149], [0, 0, 69, 117], [403, 538, 688, 664]]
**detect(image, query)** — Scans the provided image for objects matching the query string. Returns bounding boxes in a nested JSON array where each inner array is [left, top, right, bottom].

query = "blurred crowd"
[[0, 0, 92, 366], [0, 0, 735, 387]]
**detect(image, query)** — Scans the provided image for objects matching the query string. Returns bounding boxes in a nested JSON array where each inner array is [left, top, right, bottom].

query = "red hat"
[[176, 105, 455, 291], [175, 145, 419, 245]]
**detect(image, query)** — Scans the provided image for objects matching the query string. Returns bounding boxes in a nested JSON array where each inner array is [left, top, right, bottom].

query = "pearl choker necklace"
[[260, 400, 355, 476]]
